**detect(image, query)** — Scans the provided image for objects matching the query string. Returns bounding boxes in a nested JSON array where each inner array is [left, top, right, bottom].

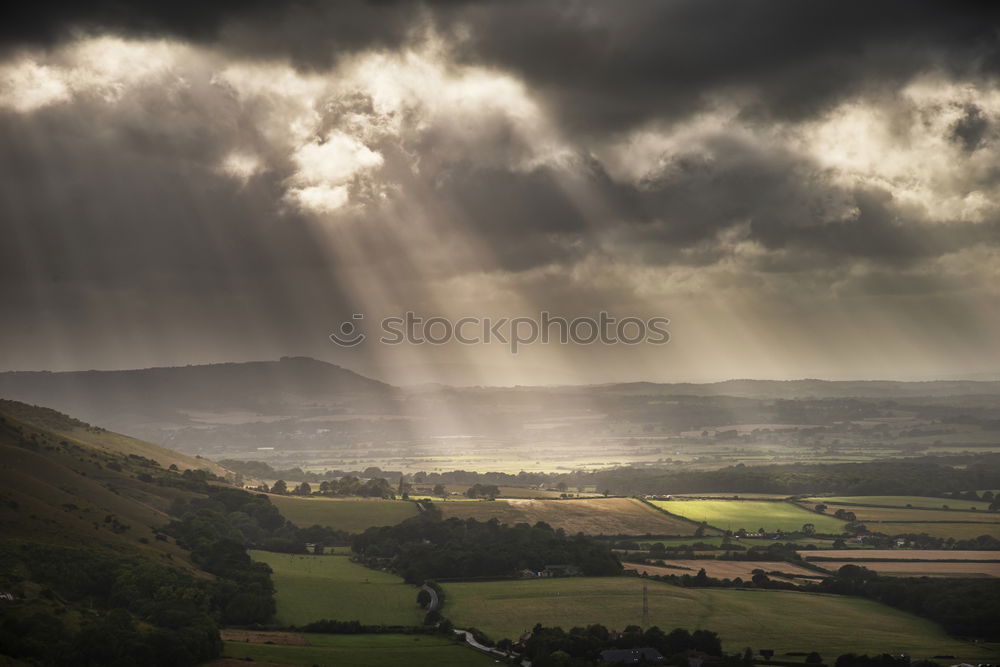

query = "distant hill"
[[591, 378, 1000, 399], [4, 358, 1000, 464], [0, 357, 398, 447], [0, 356, 392, 415]]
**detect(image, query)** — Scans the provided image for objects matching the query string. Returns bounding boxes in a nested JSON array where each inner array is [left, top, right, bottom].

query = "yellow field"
[[437, 497, 709, 536]]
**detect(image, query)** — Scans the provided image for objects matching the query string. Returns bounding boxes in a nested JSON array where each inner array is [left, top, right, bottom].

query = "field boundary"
[[637, 497, 720, 534]]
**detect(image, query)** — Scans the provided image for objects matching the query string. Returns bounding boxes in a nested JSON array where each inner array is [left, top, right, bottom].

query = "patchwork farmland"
[[437, 497, 711, 535]]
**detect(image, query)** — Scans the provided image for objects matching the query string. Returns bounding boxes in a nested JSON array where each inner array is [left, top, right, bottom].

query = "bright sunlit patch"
[[798, 78, 1000, 224], [220, 151, 263, 184], [288, 184, 350, 213], [0, 58, 71, 112], [0, 36, 186, 111]]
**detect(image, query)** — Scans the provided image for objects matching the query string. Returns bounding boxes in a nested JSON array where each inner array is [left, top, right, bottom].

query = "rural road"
[[453, 629, 531, 666], [419, 583, 440, 612]]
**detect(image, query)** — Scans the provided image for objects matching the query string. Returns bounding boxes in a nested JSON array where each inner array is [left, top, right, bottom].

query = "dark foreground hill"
[[0, 399, 307, 666]]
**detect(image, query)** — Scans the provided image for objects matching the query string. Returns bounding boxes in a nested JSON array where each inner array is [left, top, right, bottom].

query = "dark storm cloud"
[[952, 104, 990, 152], [8, 2, 1000, 133]]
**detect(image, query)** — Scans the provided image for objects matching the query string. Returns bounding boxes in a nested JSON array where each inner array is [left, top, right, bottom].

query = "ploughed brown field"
[[624, 559, 822, 584], [815, 561, 1000, 578], [800, 550, 1000, 561]]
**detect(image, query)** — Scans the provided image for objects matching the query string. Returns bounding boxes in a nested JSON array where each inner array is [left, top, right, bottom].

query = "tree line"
[[352, 506, 622, 584]]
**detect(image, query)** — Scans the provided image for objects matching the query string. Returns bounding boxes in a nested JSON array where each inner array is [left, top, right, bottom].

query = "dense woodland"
[[815, 565, 1000, 640], [352, 507, 623, 583]]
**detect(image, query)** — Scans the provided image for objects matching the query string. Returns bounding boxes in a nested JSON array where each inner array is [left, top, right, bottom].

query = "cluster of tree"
[[465, 483, 501, 499], [0, 543, 222, 666], [262, 476, 396, 499], [864, 532, 1000, 550], [522, 624, 723, 667], [942, 489, 1000, 511], [220, 459, 405, 485], [631, 566, 799, 591], [352, 510, 622, 584], [167, 487, 350, 556], [813, 565, 1000, 639], [290, 619, 452, 636]]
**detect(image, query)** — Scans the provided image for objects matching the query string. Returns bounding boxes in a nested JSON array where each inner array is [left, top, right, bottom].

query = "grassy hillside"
[[442, 578, 997, 660], [267, 495, 419, 533], [437, 497, 712, 536], [249, 551, 424, 627], [0, 399, 228, 476], [0, 398, 289, 666], [0, 400, 220, 560]]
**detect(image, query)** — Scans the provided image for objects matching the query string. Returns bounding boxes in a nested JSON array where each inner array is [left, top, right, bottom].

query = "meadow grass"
[[222, 633, 496, 666], [267, 495, 418, 533], [437, 497, 709, 536], [652, 500, 845, 534], [441, 577, 997, 660], [249, 551, 423, 627]]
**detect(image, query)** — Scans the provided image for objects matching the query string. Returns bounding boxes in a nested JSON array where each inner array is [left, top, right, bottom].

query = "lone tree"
[[815, 503, 828, 513], [271, 479, 288, 495], [433, 483, 446, 498], [802, 523, 816, 535]]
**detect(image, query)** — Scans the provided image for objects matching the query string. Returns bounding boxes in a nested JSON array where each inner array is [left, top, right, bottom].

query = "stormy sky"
[[2, 1, 1000, 385]]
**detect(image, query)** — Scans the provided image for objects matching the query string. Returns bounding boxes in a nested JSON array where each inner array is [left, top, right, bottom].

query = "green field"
[[441, 578, 996, 660], [652, 500, 846, 534], [222, 633, 496, 666], [437, 497, 711, 536], [249, 551, 423, 627], [267, 495, 419, 533], [804, 496, 988, 511]]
